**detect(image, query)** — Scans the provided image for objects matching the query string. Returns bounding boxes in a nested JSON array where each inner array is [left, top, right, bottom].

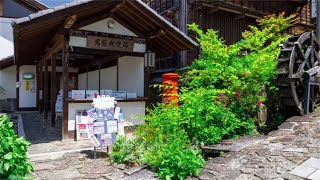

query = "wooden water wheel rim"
[[281, 32, 320, 114]]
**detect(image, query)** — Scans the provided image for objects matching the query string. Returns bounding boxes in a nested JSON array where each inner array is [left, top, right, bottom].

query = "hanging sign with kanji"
[[87, 35, 134, 52]]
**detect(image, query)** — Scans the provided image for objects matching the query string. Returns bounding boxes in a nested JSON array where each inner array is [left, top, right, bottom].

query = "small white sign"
[[312, 0, 318, 18], [68, 120, 76, 131], [90, 135, 101, 147]]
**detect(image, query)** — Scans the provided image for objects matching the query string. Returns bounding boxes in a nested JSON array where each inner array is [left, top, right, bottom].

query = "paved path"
[[22, 112, 320, 179], [21, 112, 92, 155], [32, 150, 156, 180], [197, 112, 320, 180]]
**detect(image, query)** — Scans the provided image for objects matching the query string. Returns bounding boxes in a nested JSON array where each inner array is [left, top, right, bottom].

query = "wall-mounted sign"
[[23, 73, 34, 80], [311, 0, 318, 19], [87, 35, 134, 52], [145, 51, 156, 67]]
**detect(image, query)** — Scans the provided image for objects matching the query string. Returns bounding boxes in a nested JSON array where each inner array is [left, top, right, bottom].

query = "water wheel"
[[277, 32, 320, 114]]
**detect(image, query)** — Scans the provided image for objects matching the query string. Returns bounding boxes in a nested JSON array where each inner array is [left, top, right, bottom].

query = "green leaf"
[[4, 153, 13, 160], [4, 162, 10, 171]]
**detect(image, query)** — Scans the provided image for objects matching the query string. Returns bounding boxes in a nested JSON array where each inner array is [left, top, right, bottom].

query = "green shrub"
[[0, 115, 33, 179], [110, 135, 145, 165], [111, 14, 295, 180]]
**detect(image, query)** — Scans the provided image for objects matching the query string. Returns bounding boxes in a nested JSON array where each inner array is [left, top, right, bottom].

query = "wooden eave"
[[13, 0, 198, 66], [12, 0, 48, 12], [0, 56, 14, 70]]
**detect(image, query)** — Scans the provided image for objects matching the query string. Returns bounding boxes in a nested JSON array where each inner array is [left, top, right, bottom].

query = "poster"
[[25, 80, 30, 91]]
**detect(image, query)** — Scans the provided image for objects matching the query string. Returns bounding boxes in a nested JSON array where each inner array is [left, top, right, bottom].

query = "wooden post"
[[44, 58, 49, 120], [62, 39, 70, 139], [317, 0, 320, 42], [98, 64, 101, 92], [51, 53, 57, 127], [39, 61, 44, 114], [16, 65, 19, 111], [0, 0, 3, 17], [180, 0, 188, 67]]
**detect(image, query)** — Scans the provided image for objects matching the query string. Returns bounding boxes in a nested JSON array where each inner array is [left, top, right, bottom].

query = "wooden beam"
[[40, 34, 64, 63], [63, 15, 77, 29], [147, 29, 166, 39], [73, 12, 111, 29], [44, 57, 49, 120], [73, 1, 124, 29], [51, 53, 57, 127]]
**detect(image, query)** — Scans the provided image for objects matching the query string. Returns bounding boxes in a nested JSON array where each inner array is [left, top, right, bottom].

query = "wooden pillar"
[[44, 58, 49, 120], [16, 65, 19, 111], [98, 64, 101, 92], [51, 53, 57, 127], [39, 61, 44, 113], [86, 67, 88, 90], [0, 0, 3, 17], [62, 39, 70, 139], [36, 63, 40, 110]]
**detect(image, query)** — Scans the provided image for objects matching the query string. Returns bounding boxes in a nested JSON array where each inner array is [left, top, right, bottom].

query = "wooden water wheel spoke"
[[277, 32, 320, 114]]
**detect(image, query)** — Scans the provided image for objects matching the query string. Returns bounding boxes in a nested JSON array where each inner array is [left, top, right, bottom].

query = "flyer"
[[106, 120, 118, 133], [87, 108, 98, 121], [94, 122, 104, 126], [94, 126, 105, 134], [101, 134, 113, 147]]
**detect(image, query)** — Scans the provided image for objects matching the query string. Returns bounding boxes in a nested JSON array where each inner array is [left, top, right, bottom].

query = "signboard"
[[312, 0, 317, 19], [87, 35, 134, 52]]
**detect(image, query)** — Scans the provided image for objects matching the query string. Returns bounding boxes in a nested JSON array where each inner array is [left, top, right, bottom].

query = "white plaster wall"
[[0, 65, 16, 99], [78, 73, 87, 90], [80, 17, 137, 37], [78, 66, 117, 91], [19, 65, 37, 108], [100, 66, 117, 91], [88, 70, 99, 90], [0, 17, 14, 42], [117, 101, 145, 126], [118, 56, 144, 97]]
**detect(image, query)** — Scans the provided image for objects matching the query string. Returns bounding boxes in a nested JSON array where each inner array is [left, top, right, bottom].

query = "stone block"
[[301, 157, 320, 169], [290, 165, 317, 178], [308, 170, 320, 180]]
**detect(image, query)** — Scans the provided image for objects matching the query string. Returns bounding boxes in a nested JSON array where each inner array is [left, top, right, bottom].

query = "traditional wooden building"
[[12, 0, 197, 139], [0, 0, 47, 112], [143, 0, 315, 71]]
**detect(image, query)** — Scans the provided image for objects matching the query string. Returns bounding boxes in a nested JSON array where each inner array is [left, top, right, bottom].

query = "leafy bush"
[[0, 115, 33, 179], [111, 14, 295, 180], [110, 135, 145, 165]]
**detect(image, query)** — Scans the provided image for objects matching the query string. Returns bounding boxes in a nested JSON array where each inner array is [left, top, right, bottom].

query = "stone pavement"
[[21, 112, 92, 155], [31, 150, 157, 180], [196, 112, 320, 180], [22, 111, 320, 179]]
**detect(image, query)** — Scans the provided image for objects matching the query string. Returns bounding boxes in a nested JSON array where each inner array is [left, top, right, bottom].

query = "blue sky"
[[39, 0, 74, 7]]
